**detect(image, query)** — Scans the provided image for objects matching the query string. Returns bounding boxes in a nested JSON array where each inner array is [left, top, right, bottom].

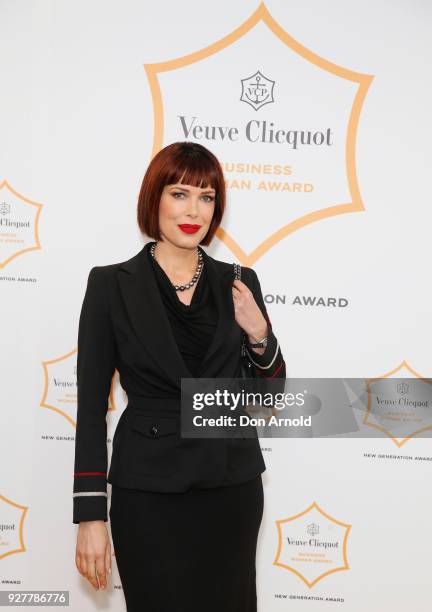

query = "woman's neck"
[[152, 240, 200, 285]]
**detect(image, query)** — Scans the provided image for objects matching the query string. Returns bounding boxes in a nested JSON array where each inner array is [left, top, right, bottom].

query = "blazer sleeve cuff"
[[73, 492, 108, 524], [245, 326, 278, 368]]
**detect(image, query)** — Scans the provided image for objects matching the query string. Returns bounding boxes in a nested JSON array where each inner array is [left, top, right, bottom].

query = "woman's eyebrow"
[[171, 185, 215, 194]]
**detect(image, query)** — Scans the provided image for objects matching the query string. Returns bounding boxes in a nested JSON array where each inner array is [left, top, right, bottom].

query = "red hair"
[[137, 141, 226, 245]]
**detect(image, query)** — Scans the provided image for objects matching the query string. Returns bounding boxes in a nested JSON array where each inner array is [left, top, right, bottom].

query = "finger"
[[76, 554, 86, 577], [86, 558, 100, 590], [80, 556, 87, 579], [232, 284, 247, 299], [232, 278, 247, 292], [75, 552, 81, 574], [105, 541, 112, 576], [232, 288, 253, 306], [96, 555, 107, 590], [232, 280, 253, 298]]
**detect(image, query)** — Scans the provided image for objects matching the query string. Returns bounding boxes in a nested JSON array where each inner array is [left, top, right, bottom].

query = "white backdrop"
[[1, 1, 431, 610]]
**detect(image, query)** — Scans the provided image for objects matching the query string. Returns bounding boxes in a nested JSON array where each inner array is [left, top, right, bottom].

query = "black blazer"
[[72, 244, 286, 523]]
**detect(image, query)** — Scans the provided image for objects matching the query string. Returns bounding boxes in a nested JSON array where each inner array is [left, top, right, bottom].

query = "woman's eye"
[[172, 192, 215, 202]]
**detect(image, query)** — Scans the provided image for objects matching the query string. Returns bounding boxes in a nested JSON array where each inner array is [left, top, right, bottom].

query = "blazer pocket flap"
[[132, 414, 178, 438]]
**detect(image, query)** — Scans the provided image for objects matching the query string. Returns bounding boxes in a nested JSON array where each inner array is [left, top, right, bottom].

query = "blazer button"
[[150, 425, 159, 437]]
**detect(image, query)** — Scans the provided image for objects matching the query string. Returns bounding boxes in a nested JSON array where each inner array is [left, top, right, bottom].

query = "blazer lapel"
[[117, 243, 235, 389], [196, 246, 234, 376]]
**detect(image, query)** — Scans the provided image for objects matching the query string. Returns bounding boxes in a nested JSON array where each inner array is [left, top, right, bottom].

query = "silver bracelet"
[[246, 335, 268, 349]]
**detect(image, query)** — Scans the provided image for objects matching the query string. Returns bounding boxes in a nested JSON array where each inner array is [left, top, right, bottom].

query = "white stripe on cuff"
[[245, 340, 280, 369], [73, 492, 108, 498]]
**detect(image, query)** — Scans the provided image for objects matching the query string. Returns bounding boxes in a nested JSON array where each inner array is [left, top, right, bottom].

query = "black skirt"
[[109, 474, 264, 612]]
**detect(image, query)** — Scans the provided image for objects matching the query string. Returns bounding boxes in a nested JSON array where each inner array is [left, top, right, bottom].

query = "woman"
[[73, 141, 286, 611]]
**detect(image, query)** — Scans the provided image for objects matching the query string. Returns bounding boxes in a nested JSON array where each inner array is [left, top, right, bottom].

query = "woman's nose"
[[186, 198, 200, 214]]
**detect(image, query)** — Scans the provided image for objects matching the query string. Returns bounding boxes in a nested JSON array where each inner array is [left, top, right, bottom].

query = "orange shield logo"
[[144, 3, 373, 264]]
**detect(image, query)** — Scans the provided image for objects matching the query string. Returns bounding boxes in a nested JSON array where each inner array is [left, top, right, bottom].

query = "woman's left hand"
[[232, 278, 268, 344]]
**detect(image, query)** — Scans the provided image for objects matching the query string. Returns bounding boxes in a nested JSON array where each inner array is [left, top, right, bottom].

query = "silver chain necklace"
[[150, 241, 204, 292]]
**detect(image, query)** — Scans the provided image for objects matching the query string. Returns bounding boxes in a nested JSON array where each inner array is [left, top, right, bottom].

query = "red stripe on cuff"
[[256, 360, 285, 379], [74, 471, 107, 477]]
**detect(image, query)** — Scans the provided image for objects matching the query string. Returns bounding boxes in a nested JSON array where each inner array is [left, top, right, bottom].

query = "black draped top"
[[146, 241, 218, 378]]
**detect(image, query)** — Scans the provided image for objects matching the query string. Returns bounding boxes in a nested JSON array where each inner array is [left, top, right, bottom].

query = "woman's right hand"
[[75, 520, 111, 590]]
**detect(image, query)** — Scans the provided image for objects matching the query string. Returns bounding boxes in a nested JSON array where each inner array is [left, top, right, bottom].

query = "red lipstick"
[[178, 224, 201, 234]]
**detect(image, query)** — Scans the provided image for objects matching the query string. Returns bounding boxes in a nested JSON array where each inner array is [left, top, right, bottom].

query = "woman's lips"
[[178, 224, 201, 234]]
